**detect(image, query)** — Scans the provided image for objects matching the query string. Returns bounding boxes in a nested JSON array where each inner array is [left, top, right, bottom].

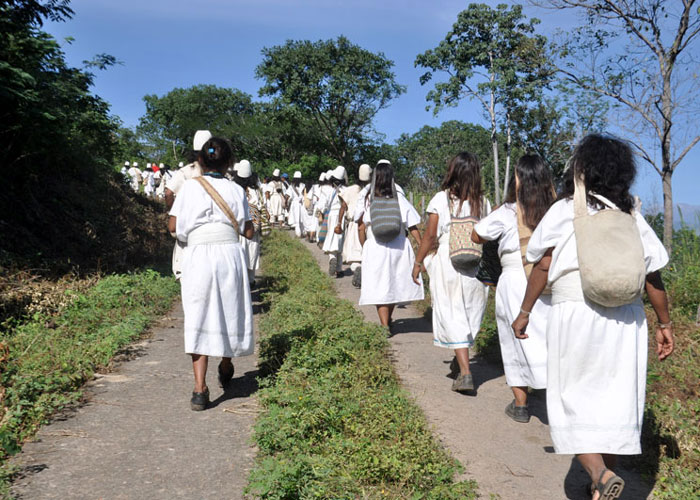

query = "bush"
[[247, 231, 477, 499]]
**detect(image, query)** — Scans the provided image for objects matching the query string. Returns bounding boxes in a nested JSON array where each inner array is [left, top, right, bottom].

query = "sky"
[[45, 0, 699, 209]]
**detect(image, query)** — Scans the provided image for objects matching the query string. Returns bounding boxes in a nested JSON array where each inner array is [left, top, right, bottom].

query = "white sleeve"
[[634, 212, 669, 273], [526, 200, 570, 263], [401, 194, 421, 227], [474, 204, 508, 241], [166, 169, 186, 194]]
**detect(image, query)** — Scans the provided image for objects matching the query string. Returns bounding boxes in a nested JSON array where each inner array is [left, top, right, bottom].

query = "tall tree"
[[415, 3, 550, 204], [255, 36, 405, 166], [535, 0, 700, 250]]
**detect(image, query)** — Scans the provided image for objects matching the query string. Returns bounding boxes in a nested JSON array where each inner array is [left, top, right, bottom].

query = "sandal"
[[593, 468, 624, 500], [190, 388, 209, 411], [218, 362, 234, 388]]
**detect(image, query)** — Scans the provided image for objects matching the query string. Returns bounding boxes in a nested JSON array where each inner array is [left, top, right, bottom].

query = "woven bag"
[[369, 170, 402, 243], [317, 189, 336, 244], [448, 192, 483, 272], [573, 171, 646, 307]]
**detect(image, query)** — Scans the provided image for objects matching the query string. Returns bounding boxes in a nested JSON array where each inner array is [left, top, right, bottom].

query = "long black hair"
[[561, 134, 636, 214], [505, 154, 556, 230], [441, 152, 484, 218], [234, 173, 258, 190], [367, 162, 395, 201], [198, 137, 233, 173]]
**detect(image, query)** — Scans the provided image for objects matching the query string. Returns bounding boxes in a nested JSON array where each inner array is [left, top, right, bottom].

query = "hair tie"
[[208, 147, 215, 154]]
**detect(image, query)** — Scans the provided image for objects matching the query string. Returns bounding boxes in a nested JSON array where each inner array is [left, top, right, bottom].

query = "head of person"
[[272, 168, 281, 181], [441, 152, 484, 217], [292, 171, 302, 186], [562, 134, 636, 214], [234, 159, 256, 189], [358, 163, 371, 187], [505, 154, 556, 230], [370, 160, 395, 199], [331, 165, 347, 187], [198, 137, 233, 174], [190, 130, 212, 163]]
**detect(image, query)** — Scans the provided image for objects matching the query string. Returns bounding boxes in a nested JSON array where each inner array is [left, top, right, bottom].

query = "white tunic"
[[169, 177, 254, 358], [287, 183, 305, 235], [322, 187, 344, 254], [143, 170, 155, 196], [356, 192, 424, 305], [474, 202, 548, 387], [243, 188, 262, 272], [302, 184, 319, 233], [527, 198, 668, 455], [424, 191, 490, 349], [166, 163, 202, 279], [341, 184, 364, 264]]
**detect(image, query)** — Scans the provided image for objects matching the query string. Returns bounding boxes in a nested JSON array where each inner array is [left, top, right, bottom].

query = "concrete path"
[[303, 238, 653, 500], [10, 295, 261, 499]]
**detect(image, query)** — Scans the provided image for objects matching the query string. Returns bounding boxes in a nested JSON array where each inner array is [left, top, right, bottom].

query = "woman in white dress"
[[512, 135, 673, 500], [357, 161, 424, 330], [287, 171, 306, 238], [234, 160, 262, 285], [322, 166, 348, 277], [168, 137, 255, 411], [472, 154, 554, 417], [342, 164, 371, 288], [412, 152, 489, 393]]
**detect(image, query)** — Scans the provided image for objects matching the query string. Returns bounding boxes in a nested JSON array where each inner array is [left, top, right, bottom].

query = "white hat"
[[238, 160, 252, 178], [358, 163, 371, 181], [159, 163, 164, 168], [233, 162, 240, 172], [124, 161, 130, 166], [178, 161, 184, 168], [377, 159, 391, 166], [325, 170, 333, 179], [319, 173, 326, 181], [332, 165, 346, 181], [193, 130, 212, 151], [133, 162, 138, 167], [272, 168, 281, 177], [293, 171, 302, 179], [146, 163, 151, 169]]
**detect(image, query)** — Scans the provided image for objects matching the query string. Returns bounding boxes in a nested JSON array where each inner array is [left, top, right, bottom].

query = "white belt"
[[187, 222, 239, 246], [500, 250, 522, 271], [551, 271, 585, 304]]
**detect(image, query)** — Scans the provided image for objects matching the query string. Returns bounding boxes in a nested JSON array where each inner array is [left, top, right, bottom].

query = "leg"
[[387, 304, 396, 323], [577, 453, 621, 500], [454, 347, 471, 375], [512, 386, 528, 407], [191, 354, 208, 393], [376, 305, 391, 326]]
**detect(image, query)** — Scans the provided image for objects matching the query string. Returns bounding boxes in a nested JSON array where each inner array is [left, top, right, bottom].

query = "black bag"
[[369, 169, 402, 243], [476, 239, 501, 287]]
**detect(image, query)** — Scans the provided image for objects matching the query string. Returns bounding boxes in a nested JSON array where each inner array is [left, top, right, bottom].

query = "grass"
[[246, 231, 477, 499], [0, 269, 179, 495]]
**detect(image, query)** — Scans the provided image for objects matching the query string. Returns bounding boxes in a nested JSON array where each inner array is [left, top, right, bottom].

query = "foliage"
[[0, 270, 179, 492], [256, 36, 405, 166], [247, 231, 477, 499]]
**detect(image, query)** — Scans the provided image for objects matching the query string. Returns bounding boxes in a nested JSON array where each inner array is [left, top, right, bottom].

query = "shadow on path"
[[209, 369, 260, 409]]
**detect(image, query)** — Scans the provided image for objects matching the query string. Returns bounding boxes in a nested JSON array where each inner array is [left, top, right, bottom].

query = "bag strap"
[[516, 203, 533, 270], [370, 169, 377, 204], [573, 169, 588, 218], [194, 177, 241, 234]]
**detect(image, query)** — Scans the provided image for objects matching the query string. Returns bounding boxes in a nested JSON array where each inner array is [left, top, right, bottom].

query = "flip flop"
[[593, 468, 625, 500]]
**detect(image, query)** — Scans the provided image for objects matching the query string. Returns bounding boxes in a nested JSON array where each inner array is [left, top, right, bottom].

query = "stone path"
[[10, 295, 261, 499], [303, 238, 654, 500]]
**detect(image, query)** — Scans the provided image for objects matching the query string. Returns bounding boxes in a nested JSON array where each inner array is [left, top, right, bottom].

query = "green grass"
[[246, 231, 477, 499], [0, 269, 179, 495]]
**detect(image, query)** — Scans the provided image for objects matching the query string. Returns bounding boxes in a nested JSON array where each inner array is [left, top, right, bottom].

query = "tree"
[[535, 0, 700, 250], [256, 36, 405, 166], [415, 3, 550, 204]]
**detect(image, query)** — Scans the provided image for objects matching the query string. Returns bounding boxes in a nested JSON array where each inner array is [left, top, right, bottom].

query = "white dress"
[[356, 191, 424, 305], [424, 191, 489, 349], [474, 203, 548, 387], [322, 187, 345, 254], [287, 183, 305, 236], [527, 198, 668, 454], [243, 188, 262, 276], [302, 184, 319, 234], [341, 184, 364, 264], [166, 163, 202, 279], [169, 177, 254, 358], [269, 182, 285, 221], [143, 171, 155, 197]]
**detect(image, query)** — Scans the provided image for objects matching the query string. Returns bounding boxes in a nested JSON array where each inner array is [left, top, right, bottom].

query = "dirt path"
[[303, 238, 653, 500], [10, 292, 261, 499]]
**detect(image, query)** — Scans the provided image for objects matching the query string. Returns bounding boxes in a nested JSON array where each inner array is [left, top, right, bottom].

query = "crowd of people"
[[155, 129, 674, 500]]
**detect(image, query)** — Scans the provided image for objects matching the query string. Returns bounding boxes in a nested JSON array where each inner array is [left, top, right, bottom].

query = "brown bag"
[[194, 177, 240, 235], [516, 203, 551, 295]]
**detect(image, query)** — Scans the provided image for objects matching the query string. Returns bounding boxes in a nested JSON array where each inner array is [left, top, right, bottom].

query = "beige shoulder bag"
[[194, 177, 241, 234]]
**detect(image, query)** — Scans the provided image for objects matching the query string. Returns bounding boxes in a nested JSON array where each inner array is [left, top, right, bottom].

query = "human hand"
[[412, 262, 422, 285], [334, 224, 343, 234], [512, 313, 530, 339], [656, 325, 674, 361]]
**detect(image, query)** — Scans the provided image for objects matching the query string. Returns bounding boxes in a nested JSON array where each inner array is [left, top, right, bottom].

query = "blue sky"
[[46, 0, 699, 209]]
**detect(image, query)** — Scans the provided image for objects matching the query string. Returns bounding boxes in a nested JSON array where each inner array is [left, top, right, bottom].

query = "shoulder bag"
[[369, 170, 402, 243], [448, 191, 483, 273]]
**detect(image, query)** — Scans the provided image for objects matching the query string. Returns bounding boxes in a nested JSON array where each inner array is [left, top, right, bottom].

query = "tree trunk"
[[503, 113, 512, 201], [490, 92, 500, 205], [662, 169, 673, 253]]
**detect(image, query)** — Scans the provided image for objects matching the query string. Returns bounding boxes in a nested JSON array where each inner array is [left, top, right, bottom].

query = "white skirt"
[[322, 209, 344, 253], [425, 236, 488, 349], [359, 227, 424, 305], [180, 224, 254, 358], [243, 232, 261, 271], [342, 220, 363, 264], [547, 294, 648, 454], [303, 205, 318, 233], [269, 193, 284, 218], [495, 251, 548, 388]]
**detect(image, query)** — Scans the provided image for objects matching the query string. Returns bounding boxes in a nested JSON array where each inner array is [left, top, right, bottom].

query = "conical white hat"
[[133, 162, 138, 167], [124, 161, 130, 166], [159, 163, 164, 168], [238, 160, 252, 178], [332, 165, 346, 181], [272, 168, 281, 177], [377, 159, 391, 166], [193, 130, 212, 151], [293, 171, 302, 179], [319, 173, 326, 181], [233, 162, 240, 172], [358, 163, 371, 181], [178, 161, 184, 168]]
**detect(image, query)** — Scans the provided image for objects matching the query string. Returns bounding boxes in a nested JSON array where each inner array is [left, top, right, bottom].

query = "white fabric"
[[424, 191, 489, 349], [243, 188, 261, 273], [474, 203, 549, 388], [526, 198, 669, 454], [342, 184, 364, 264], [358, 192, 424, 305], [169, 177, 254, 358], [127, 167, 141, 192], [143, 170, 155, 197], [354, 183, 405, 220], [322, 187, 344, 254], [166, 162, 201, 195]]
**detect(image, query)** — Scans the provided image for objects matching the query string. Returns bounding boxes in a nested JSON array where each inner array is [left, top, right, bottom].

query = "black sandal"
[[218, 362, 234, 388], [190, 388, 209, 411], [593, 468, 625, 500]]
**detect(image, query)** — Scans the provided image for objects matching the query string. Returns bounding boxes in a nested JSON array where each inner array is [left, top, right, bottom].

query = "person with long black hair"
[[472, 154, 554, 418], [168, 137, 255, 411], [357, 160, 424, 330], [512, 135, 673, 500], [412, 152, 490, 393]]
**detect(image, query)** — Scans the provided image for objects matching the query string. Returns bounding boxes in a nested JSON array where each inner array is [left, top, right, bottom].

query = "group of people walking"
[[122, 160, 180, 199], [163, 128, 674, 500]]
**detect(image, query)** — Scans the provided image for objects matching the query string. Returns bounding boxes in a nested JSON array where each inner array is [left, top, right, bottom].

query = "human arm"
[[412, 214, 438, 285], [511, 248, 553, 339], [645, 271, 674, 360], [243, 220, 254, 240], [165, 188, 175, 211], [335, 199, 348, 234], [167, 215, 176, 234], [358, 218, 366, 246]]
